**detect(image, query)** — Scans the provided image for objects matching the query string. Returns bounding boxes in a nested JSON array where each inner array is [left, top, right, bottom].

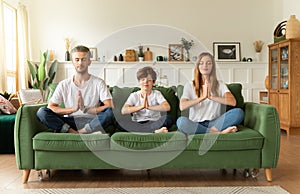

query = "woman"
[[176, 52, 244, 135]]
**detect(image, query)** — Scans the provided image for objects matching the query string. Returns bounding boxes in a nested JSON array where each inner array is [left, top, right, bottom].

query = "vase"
[[255, 52, 261, 62], [286, 15, 300, 39], [65, 51, 70, 61], [185, 50, 190, 62], [144, 48, 153, 61], [119, 54, 123, 61]]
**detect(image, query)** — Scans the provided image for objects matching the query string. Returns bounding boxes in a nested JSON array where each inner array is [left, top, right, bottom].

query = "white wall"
[[272, 0, 300, 27], [282, 0, 300, 20], [5, 0, 292, 63]]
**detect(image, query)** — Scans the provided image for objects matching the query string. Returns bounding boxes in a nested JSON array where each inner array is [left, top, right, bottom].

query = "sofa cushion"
[[176, 85, 189, 117], [226, 83, 244, 111], [111, 86, 140, 119], [153, 86, 179, 122], [110, 131, 186, 151], [185, 126, 264, 151], [33, 132, 111, 151]]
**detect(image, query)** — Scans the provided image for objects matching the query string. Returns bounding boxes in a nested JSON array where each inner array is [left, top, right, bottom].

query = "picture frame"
[[168, 44, 183, 61], [89, 47, 97, 61], [213, 42, 241, 62]]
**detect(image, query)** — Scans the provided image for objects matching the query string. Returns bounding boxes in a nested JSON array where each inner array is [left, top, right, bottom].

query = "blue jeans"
[[176, 108, 244, 135], [36, 107, 114, 133], [116, 115, 174, 133]]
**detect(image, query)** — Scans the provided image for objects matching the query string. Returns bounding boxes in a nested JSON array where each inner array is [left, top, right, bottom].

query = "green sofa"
[[14, 83, 280, 183]]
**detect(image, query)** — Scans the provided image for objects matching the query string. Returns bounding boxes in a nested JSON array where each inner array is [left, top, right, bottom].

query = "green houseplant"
[[138, 45, 144, 62], [0, 91, 13, 100], [181, 38, 194, 61], [27, 50, 58, 101]]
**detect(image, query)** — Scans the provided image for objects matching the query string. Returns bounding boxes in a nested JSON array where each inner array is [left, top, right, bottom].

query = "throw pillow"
[[111, 86, 140, 118], [0, 95, 17, 114], [18, 89, 43, 105], [176, 85, 189, 118], [226, 83, 244, 111], [153, 86, 179, 122]]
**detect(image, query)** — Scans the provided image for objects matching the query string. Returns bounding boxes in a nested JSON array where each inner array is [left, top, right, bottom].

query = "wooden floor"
[[0, 131, 299, 193]]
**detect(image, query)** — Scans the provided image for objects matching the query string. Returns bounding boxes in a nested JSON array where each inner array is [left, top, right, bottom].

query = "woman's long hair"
[[193, 52, 219, 97]]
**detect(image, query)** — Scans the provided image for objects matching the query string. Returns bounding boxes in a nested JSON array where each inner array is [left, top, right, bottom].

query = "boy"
[[118, 66, 173, 133]]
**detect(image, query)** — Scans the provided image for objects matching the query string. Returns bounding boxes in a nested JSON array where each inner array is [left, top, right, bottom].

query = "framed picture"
[[213, 42, 241, 62], [89, 47, 97, 61], [168, 44, 183, 61]]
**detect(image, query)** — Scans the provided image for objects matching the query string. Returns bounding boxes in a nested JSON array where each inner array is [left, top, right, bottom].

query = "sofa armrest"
[[14, 103, 48, 170], [243, 102, 280, 168]]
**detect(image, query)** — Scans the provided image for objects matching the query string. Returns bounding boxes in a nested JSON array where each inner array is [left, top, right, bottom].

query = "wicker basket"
[[125, 50, 136, 62]]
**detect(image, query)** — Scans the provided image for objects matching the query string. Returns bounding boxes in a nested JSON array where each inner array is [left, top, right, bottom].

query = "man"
[[37, 45, 114, 134]]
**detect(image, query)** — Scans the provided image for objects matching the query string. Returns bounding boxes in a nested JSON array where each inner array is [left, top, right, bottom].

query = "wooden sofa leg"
[[23, 169, 31, 183], [265, 168, 272, 182]]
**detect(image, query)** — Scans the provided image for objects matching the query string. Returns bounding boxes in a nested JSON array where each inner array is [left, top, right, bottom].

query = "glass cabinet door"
[[280, 46, 289, 89], [270, 49, 278, 89]]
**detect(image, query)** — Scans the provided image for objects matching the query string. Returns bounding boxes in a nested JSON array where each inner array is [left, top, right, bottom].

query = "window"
[[3, 2, 17, 93]]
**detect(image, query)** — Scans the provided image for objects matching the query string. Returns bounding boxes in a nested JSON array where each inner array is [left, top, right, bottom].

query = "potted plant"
[[253, 40, 264, 62], [0, 91, 13, 100], [27, 50, 58, 101], [138, 45, 144, 62], [181, 38, 194, 61]]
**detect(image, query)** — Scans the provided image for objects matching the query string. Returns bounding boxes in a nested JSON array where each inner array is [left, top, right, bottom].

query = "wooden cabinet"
[[268, 39, 300, 135]]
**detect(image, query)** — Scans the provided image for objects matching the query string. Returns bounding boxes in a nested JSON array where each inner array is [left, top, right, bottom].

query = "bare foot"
[[77, 128, 87, 134], [154, 127, 168, 133], [209, 126, 219, 134], [68, 127, 78, 134], [209, 126, 238, 134], [91, 131, 102, 134], [221, 126, 238, 134]]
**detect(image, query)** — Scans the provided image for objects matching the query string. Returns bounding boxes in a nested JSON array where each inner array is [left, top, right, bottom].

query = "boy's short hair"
[[136, 66, 157, 81]]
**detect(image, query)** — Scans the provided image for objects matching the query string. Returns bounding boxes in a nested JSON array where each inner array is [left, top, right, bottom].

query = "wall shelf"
[[55, 61, 267, 103]]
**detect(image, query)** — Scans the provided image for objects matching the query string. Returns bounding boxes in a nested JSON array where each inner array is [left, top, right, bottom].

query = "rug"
[[0, 186, 289, 194]]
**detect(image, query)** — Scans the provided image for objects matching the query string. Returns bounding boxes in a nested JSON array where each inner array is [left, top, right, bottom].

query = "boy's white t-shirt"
[[181, 81, 229, 122], [50, 75, 112, 117], [125, 90, 166, 122]]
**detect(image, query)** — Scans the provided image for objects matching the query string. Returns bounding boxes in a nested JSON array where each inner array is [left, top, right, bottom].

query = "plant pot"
[[138, 57, 144, 62]]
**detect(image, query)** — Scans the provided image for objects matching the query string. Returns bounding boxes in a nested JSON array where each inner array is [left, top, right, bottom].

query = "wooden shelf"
[[259, 91, 268, 104]]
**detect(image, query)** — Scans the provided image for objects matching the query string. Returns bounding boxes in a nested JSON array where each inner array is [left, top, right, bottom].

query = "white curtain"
[[17, 3, 30, 89], [0, 0, 7, 92]]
